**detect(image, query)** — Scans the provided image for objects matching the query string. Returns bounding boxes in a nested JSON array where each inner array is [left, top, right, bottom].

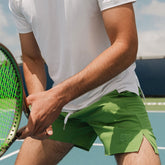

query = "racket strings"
[[0, 63, 19, 109], [0, 49, 22, 148], [0, 61, 18, 98]]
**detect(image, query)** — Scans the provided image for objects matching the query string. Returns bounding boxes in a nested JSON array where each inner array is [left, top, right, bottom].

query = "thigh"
[[15, 137, 73, 165], [115, 137, 161, 165]]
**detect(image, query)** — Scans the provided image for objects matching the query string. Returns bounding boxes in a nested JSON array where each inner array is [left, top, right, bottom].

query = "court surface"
[[0, 98, 165, 165]]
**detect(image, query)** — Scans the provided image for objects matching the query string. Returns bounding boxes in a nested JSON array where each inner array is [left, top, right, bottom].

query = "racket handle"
[[16, 126, 26, 138], [23, 89, 30, 118], [23, 101, 30, 119]]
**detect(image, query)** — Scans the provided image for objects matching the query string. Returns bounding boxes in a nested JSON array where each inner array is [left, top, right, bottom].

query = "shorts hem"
[[103, 129, 159, 156]]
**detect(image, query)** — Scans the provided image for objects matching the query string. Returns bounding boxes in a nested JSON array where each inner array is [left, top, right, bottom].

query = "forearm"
[[19, 32, 47, 95], [49, 40, 138, 106], [23, 54, 46, 95], [49, 3, 138, 107]]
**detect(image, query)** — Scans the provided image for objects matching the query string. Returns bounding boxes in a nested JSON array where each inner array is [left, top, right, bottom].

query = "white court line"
[[0, 150, 19, 161], [93, 143, 103, 146], [144, 102, 165, 106], [0, 109, 15, 113]]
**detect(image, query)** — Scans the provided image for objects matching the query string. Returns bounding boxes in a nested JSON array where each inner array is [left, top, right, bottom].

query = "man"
[[9, 0, 160, 164]]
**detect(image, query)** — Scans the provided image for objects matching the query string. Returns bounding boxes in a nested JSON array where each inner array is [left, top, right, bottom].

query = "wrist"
[[48, 83, 72, 108]]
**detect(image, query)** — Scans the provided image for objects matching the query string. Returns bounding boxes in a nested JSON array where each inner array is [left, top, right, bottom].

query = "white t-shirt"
[[9, 0, 139, 112]]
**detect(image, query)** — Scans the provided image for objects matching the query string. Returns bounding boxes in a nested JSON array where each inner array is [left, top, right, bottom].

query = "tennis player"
[[9, 0, 160, 164]]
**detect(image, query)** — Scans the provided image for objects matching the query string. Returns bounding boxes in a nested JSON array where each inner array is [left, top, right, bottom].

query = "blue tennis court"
[[0, 103, 165, 165]]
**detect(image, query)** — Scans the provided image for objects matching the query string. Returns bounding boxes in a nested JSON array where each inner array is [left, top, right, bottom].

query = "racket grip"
[[23, 89, 30, 118], [16, 126, 26, 138], [23, 101, 30, 119]]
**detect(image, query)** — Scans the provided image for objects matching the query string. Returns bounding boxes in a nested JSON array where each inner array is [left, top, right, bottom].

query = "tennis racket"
[[0, 43, 30, 157]]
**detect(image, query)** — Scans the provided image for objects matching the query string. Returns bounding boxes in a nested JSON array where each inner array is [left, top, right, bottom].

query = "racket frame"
[[0, 43, 29, 156]]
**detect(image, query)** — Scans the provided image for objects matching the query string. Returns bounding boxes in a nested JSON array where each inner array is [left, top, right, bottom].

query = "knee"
[[41, 139, 73, 163]]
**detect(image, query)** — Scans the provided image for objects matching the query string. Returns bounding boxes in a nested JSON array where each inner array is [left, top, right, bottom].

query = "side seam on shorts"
[[142, 129, 159, 154], [103, 129, 159, 156]]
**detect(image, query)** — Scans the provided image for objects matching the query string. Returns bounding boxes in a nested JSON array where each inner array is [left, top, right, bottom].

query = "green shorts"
[[50, 90, 158, 155]]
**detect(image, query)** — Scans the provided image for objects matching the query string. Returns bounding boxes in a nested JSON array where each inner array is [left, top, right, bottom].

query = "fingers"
[[19, 115, 54, 140], [26, 95, 32, 108], [19, 122, 53, 140], [31, 126, 53, 140], [45, 125, 53, 136]]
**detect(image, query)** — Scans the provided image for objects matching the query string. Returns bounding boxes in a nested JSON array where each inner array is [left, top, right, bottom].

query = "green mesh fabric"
[[0, 47, 23, 154]]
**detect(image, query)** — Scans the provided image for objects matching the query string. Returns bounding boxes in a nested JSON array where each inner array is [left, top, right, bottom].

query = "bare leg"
[[15, 137, 73, 165], [115, 137, 161, 165]]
